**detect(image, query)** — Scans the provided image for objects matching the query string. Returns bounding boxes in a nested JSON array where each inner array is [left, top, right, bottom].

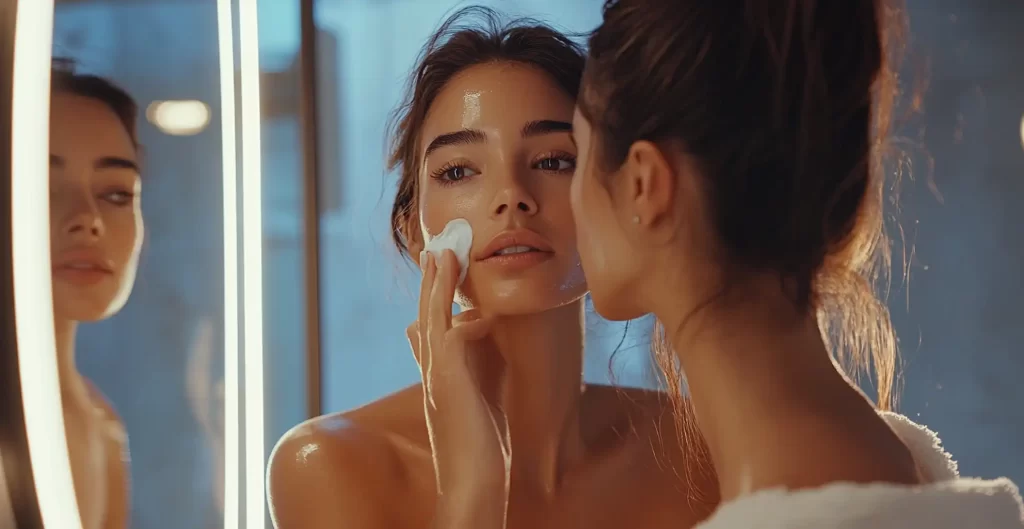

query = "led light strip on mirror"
[[9, 0, 264, 526], [217, 1, 266, 528], [215, 0, 241, 528], [238, 0, 267, 527], [10, 0, 84, 528]]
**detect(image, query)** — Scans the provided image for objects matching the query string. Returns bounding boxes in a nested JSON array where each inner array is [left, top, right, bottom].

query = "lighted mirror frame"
[[9, 0, 267, 527], [10, 0, 82, 527], [218, 0, 267, 528]]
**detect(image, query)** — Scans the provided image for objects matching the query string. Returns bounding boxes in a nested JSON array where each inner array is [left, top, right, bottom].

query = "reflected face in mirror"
[[49, 91, 144, 322], [416, 63, 587, 314]]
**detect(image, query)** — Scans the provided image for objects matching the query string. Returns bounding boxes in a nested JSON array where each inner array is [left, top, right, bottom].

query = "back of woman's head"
[[579, 0, 905, 407], [387, 6, 585, 257]]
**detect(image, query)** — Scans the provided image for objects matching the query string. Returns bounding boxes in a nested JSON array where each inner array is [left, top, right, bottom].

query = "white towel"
[[696, 412, 1024, 528]]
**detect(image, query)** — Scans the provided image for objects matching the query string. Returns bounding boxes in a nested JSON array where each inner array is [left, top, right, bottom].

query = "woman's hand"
[[408, 249, 510, 528]]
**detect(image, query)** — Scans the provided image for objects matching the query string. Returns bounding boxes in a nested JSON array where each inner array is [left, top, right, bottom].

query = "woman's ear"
[[623, 140, 676, 227]]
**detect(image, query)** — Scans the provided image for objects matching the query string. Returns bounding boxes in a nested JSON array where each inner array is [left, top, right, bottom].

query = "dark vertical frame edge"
[[298, 0, 323, 420]]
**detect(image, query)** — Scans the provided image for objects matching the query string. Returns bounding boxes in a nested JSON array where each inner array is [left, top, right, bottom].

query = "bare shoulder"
[[585, 385, 720, 512], [267, 384, 433, 529], [78, 379, 129, 468], [583, 384, 689, 453], [82, 379, 128, 446], [81, 379, 131, 528]]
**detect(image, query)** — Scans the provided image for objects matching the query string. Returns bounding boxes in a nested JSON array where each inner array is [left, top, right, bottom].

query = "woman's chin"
[[456, 284, 588, 317], [53, 294, 124, 323]]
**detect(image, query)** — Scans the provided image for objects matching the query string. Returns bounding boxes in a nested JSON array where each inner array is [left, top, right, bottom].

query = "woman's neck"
[[483, 300, 587, 498], [54, 317, 87, 401], [652, 275, 861, 499]]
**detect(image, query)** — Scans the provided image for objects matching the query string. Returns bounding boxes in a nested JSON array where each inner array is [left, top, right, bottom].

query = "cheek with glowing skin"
[[573, 181, 609, 273], [558, 253, 587, 293]]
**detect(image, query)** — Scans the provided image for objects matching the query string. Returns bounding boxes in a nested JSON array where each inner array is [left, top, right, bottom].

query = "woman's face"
[[49, 92, 143, 322], [569, 109, 644, 321], [414, 63, 587, 315]]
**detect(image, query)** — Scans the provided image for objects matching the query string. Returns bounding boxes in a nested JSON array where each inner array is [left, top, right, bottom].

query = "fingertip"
[[451, 309, 482, 325], [456, 317, 492, 341]]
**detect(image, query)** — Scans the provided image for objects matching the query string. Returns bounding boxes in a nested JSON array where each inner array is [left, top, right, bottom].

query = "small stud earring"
[[632, 215, 640, 224]]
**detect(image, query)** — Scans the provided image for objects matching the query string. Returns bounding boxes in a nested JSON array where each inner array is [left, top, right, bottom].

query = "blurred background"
[[46, 0, 1024, 527]]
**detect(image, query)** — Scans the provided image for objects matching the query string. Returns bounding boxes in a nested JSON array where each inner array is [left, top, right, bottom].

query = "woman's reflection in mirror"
[[267, 7, 718, 529], [49, 58, 143, 529]]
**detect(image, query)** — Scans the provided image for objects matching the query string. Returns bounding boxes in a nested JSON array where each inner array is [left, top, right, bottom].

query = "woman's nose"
[[490, 173, 538, 218]]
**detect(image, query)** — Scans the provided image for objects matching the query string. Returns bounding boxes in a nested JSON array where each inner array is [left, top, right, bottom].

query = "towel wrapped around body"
[[696, 412, 1024, 528]]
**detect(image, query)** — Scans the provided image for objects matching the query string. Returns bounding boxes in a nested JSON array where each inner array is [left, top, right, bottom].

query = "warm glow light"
[[146, 100, 211, 136], [10, 1, 85, 528], [238, 1, 267, 528], [215, 0, 239, 528], [1019, 114, 1024, 150]]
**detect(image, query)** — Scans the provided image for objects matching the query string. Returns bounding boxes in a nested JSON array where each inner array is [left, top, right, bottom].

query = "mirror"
[[43, 0, 276, 527], [2, 1, 1022, 529], [3, 1, 81, 528]]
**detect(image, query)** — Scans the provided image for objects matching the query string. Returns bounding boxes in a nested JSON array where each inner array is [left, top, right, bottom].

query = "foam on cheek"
[[423, 218, 474, 285]]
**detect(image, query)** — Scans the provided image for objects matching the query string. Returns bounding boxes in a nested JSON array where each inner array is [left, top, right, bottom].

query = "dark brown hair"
[[386, 6, 585, 256], [51, 57, 140, 151], [580, 0, 907, 468]]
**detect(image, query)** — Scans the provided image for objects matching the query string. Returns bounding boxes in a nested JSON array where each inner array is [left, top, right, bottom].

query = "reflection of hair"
[[51, 57, 140, 151], [581, 0, 906, 478], [386, 6, 585, 257]]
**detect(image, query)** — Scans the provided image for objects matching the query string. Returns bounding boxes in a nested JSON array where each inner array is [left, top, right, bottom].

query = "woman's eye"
[[102, 190, 135, 206], [537, 157, 575, 171], [443, 166, 478, 181]]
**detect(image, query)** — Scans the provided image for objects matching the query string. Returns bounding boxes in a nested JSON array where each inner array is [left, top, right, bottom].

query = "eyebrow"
[[50, 154, 141, 174], [423, 119, 573, 158], [521, 119, 572, 137]]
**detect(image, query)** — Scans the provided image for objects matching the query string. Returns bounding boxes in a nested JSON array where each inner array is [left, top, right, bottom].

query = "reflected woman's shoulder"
[[585, 384, 686, 424], [270, 383, 429, 470], [585, 385, 720, 510], [266, 383, 430, 528], [583, 385, 701, 458], [339, 383, 431, 445], [82, 378, 128, 446]]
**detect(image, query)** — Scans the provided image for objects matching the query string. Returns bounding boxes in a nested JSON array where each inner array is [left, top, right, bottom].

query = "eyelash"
[[102, 190, 136, 206], [429, 152, 577, 187]]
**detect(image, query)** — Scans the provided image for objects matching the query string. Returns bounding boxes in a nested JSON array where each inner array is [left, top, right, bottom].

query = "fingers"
[[418, 252, 438, 380], [451, 309, 483, 326], [406, 322, 422, 369], [425, 251, 459, 402], [452, 309, 491, 341], [428, 250, 459, 337], [417, 251, 435, 332], [449, 313, 492, 343], [418, 251, 491, 410]]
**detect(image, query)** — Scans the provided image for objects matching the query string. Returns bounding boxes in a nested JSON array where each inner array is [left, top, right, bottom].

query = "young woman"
[[568, 0, 1023, 527], [267, 7, 719, 529], [49, 60, 143, 529]]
